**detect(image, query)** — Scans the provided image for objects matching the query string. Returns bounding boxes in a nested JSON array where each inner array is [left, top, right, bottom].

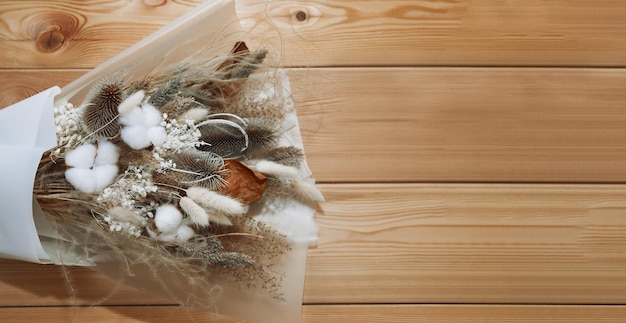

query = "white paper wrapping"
[[0, 1, 318, 322], [0, 87, 60, 263]]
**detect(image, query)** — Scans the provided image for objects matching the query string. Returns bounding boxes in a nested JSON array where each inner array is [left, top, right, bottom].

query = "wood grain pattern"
[[3, 1, 626, 68], [0, 306, 245, 323], [4, 0, 626, 321], [6, 68, 626, 183], [3, 304, 626, 322], [0, 1, 203, 69], [239, 0, 626, 67], [3, 184, 626, 306], [302, 305, 626, 323]]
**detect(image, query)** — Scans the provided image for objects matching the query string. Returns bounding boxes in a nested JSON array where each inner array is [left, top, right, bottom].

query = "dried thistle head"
[[168, 150, 228, 190], [81, 80, 124, 138]]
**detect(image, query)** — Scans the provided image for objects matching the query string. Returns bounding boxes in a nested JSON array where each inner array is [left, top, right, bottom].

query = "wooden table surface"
[[3, 0, 626, 322]]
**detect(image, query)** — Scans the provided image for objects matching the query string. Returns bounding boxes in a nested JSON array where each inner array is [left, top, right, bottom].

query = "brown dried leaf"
[[219, 160, 267, 204]]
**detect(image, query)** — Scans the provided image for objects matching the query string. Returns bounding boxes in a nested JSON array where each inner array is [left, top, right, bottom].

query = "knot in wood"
[[26, 12, 83, 53], [295, 10, 308, 22], [37, 26, 64, 53]]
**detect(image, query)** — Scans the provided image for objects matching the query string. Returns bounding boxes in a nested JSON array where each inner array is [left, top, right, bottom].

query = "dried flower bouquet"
[[1, 1, 321, 321]]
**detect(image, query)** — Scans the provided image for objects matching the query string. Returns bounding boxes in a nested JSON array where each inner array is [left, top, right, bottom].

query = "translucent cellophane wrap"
[[1, 1, 320, 322]]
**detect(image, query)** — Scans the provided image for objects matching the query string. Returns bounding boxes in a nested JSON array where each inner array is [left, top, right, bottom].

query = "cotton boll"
[[255, 160, 300, 179], [121, 125, 151, 150], [65, 168, 96, 194], [94, 140, 120, 166], [179, 197, 209, 227], [147, 126, 167, 147], [142, 103, 163, 126], [186, 187, 247, 215], [65, 143, 96, 168], [156, 231, 177, 242], [118, 90, 145, 116], [93, 164, 118, 192], [155, 204, 183, 233], [118, 106, 145, 126], [175, 225, 195, 243]]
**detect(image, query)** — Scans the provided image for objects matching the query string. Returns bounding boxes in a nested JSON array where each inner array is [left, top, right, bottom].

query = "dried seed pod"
[[170, 150, 228, 190], [81, 80, 124, 138]]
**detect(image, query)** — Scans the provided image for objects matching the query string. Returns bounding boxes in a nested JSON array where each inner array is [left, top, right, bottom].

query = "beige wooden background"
[[3, 0, 626, 321]]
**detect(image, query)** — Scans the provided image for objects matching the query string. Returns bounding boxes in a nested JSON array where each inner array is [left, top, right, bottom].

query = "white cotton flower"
[[65, 168, 97, 194], [155, 204, 182, 233], [156, 224, 196, 243], [93, 165, 119, 191], [174, 225, 195, 242], [142, 103, 162, 126], [121, 125, 151, 149], [65, 141, 119, 194], [65, 143, 97, 168], [147, 126, 167, 147], [94, 140, 120, 166], [119, 106, 145, 126], [119, 102, 167, 150]]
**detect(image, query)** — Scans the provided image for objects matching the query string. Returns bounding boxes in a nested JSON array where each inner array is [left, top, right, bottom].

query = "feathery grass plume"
[[264, 146, 304, 167], [179, 196, 210, 227], [176, 107, 209, 123], [243, 118, 278, 156], [117, 90, 145, 116], [254, 160, 300, 179], [149, 78, 184, 107], [186, 186, 246, 216], [81, 80, 124, 138], [169, 150, 228, 190], [177, 238, 253, 268]]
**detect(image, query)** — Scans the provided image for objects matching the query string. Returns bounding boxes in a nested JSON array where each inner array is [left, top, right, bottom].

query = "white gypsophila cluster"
[[52, 102, 86, 155], [152, 115, 203, 172], [101, 216, 143, 237], [97, 165, 158, 208]]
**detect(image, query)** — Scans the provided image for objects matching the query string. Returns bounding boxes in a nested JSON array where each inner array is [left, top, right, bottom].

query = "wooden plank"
[[3, 1, 626, 68], [239, 0, 626, 67], [0, 1, 203, 69], [2, 305, 626, 323], [304, 183, 626, 304], [3, 184, 626, 306], [302, 305, 626, 322], [291, 68, 626, 183], [6, 68, 626, 183], [0, 306, 245, 323]]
